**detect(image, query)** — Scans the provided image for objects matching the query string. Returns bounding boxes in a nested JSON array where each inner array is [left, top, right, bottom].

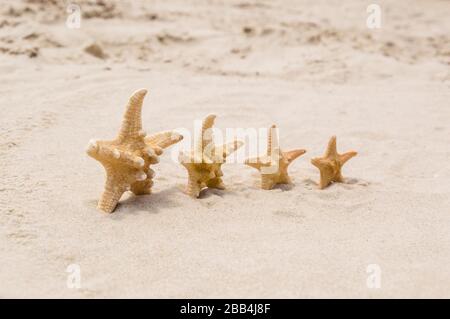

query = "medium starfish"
[[311, 136, 357, 189], [86, 88, 183, 213], [179, 114, 244, 197], [245, 125, 306, 190]]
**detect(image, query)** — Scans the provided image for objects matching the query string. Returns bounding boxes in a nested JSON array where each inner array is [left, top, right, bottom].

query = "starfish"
[[244, 125, 306, 190], [179, 114, 244, 198], [311, 136, 357, 189], [86, 88, 183, 213]]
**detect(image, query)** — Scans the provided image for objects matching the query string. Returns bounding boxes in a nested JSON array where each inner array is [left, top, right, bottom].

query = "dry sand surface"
[[0, 0, 449, 298]]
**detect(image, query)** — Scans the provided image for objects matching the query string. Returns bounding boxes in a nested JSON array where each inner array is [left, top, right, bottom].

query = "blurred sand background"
[[0, 0, 449, 298]]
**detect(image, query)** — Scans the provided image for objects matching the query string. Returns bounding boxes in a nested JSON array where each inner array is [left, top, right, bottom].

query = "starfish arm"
[[311, 158, 336, 189], [98, 187, 124, 213], [260, 159, 281, 175], [320, 163, 339, 188], [218, 167, 224, 177], [217, 140, 244, 159], [202, 143, 216, 162], [283, 149, 306, 163], [114, 148, 146, 168], [324, 135, 338, 158], [131, 179, 153, 195], [195, 114, 216, 157], [267, 124, 279, 156], [145, 144, 163, 156], [145, 131, 183, 150], [117, 89, 147, 141], [261, 175, 276, 190], [311, 157, 327, 169], [97, 170, 127, 213], [244, 157, 263, 170], [185, 174, 201, 198], [339, 151, 357, 165], [130, 168, 155, 195], [207, 177, 226, 190], [334, 173, 344, 183], [279, 171, 292, 184], [319, 170, 333, 189], [94, 144, 146, 169], [143, 146, 160, 164]]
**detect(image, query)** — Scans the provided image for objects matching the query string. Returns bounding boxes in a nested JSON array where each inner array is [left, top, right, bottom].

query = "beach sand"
[[0, 0, 449, 298]]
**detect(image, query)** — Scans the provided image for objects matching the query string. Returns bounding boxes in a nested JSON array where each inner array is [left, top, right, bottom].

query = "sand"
[[0, 0, 449, 298]]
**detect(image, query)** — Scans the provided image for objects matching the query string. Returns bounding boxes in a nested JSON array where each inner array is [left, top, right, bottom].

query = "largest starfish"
[[179, 114, 244, 198], [245, 125, 306, 190], [86, 89, 183, 213], [311, 136, 357, 189]]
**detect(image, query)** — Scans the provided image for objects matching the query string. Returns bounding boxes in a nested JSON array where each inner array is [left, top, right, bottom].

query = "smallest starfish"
[[311, 136, 357, 189], [245, 125, 306, 190]]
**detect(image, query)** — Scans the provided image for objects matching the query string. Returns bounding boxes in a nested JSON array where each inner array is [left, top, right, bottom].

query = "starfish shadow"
[[273, 183, 294, 191], [198, 188, 226, 198], [110, 186, 182, 219], [302, 176, 369, 192], [84, 198, 100, 209], [341, 177, 371, 189], [344, 177, 370, 186], [303, 178, 318, 189]]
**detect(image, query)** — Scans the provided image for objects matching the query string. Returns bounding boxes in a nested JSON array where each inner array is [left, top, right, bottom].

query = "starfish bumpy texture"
[[86, 89, 183, 213], [245, 125, 306, 190], [311, 136, 357, 189], [179, 114, 244, 198]]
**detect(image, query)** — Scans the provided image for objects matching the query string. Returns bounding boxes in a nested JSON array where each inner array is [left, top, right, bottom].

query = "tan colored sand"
[[0, 0, 449, 298]]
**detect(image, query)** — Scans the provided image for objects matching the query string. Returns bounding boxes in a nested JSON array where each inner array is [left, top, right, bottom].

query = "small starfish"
[[245, 125, 306, 190], [179, 114, 244, 197], [86, 89, 183, 213], [311, 136, 357, 189]]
